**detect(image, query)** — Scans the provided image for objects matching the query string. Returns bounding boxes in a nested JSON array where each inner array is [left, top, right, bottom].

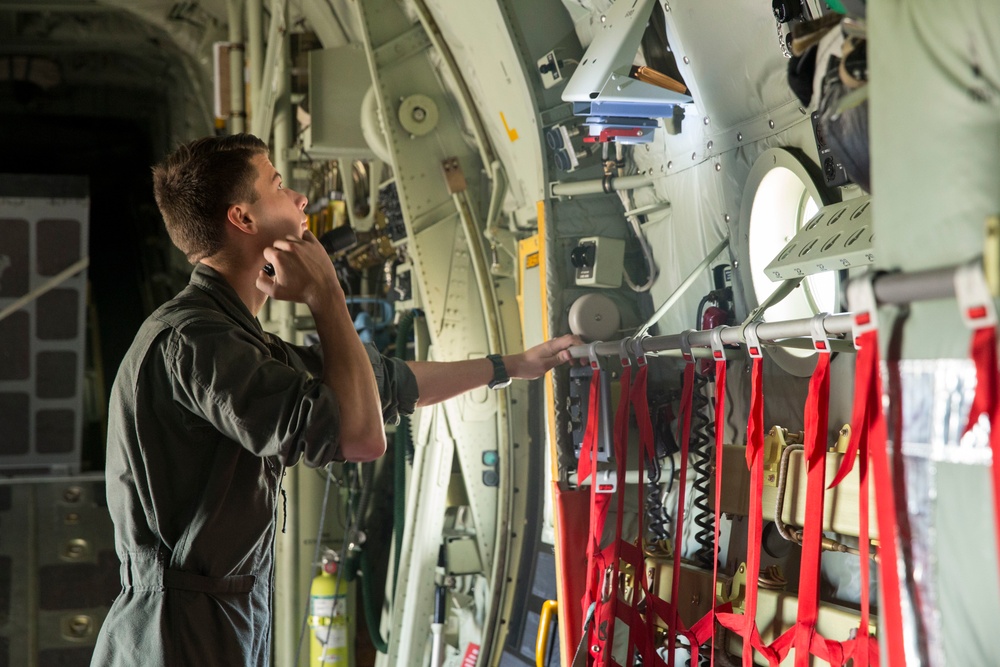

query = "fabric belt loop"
[[162, 569, 256, 595]]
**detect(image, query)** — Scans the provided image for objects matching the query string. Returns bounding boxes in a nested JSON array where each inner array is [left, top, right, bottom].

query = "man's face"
[[245, 153, 308, 245]]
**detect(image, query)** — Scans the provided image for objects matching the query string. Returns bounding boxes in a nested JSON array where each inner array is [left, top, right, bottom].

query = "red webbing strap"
[[666, 360, 697, 667], [861, 333, 908, 667], [964, 326, 1000, 594], [767, 341, 846, 667], [830, 278, 903, 666], [580, 366, 613, 643], [716, 353, 778, 665], [886, 307, 932, 662], [793, 349, 832, 667], [955, 264, 1000, 623], [709, 351, 727, 666], [836, 328, 878, 667], [591, 362, 633, 666], [628, 362, 658, 662]]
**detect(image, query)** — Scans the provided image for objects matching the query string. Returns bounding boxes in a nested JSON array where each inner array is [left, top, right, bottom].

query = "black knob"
[[772, 0, 800, 23], [545, 127, 564, 150], [554, 150, 572, 171], [571, 243, 596, 269]]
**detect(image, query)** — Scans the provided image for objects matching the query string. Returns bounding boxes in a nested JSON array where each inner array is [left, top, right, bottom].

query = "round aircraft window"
[[737, 148, 838, 376]]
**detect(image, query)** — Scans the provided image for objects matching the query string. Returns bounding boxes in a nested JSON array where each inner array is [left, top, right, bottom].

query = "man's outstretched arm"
[[406, 334, 581, 407]]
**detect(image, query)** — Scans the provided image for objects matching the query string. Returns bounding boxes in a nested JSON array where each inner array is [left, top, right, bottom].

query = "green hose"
[[355, 309, 416, 654], [360, 550, 389, 653]]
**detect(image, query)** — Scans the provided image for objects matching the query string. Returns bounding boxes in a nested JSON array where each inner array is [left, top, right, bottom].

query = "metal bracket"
[[954, 260, 998, 330], [743, 320, 764, 359], [441, 157, 467, 194], [709, 327, 726, 362], [680, 330, 694, 363], [847, 273, 880, 348], [809, 312, 832, 353]]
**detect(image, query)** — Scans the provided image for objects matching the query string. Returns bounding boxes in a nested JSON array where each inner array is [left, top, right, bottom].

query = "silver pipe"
[[572, 261, 969, 360], [226, 0, 246, 134], [636, 238, 729, 338], [571, 313, 855, 360], [550, 173, 655, 197], [0, 472, 105, 486], [871, 265, 957, 304], [247, 0, 263, 109]]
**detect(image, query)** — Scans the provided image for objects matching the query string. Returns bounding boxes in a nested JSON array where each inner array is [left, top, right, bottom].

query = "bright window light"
[[748, 166, 838, 358]]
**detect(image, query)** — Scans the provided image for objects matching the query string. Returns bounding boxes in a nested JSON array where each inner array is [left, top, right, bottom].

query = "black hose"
[[690, 373, 715, 569], [360, 550, 389, 653], [646, 400, 676, 546]]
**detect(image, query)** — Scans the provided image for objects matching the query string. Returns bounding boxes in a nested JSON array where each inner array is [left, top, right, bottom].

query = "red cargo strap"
[[709, 333, 727, 667], [716, 323, 778, 665], [666, 347, 697, 667], [580, 357, 613, 650], [768, 315, 845, 666], [955, 262, 1000, 598], [590, 352, 634, 665]]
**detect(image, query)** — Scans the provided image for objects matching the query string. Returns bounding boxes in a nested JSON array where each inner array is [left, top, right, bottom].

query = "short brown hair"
[[152, 134, 269, 263]]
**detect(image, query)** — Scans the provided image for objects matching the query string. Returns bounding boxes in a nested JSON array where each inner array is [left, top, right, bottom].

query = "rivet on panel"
[[715, 163, 721, 172], [737, 132, 743, 142], [691, 152, 697, 160], [703, 117, 709, 126], [600, 14, 606, 22], [725, 214, 731, 222], [707, 140, 713, 150], [63, 539, 88, 560], [683, 56, 690, 64], [769, 120, 775, 129], [799, 106, 807, 114], [667, 161, 673, 169], [66, 615, 93, 639]]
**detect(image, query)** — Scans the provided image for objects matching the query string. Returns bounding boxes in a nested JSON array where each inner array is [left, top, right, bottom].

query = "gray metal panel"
[[0, 182, 89, 473], [0, 480, 117, 665], [307, 45, 376, 157]]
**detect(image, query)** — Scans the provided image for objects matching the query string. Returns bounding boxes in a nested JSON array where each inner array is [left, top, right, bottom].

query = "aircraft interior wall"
[[1, 0, 999, 665]]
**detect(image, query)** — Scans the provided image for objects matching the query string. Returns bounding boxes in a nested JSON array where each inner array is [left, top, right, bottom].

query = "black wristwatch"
[[487, 354, 511, 389]]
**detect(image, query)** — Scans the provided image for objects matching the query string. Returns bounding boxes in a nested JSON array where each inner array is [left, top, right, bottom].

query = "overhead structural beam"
[[246, 0, 263, 107], [251, 0, 286, 139], [226, 0, 246, 134]]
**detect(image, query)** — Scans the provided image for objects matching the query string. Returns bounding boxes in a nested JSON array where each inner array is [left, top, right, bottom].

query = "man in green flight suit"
[[91, 134, 578, 666]]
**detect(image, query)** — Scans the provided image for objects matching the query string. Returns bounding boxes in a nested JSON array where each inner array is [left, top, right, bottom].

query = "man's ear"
[[226, 203, 257, 235]]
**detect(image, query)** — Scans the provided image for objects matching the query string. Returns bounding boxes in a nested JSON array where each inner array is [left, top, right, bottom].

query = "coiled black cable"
[[690, 373, 715, 568], [645, 400, 677, 548]]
